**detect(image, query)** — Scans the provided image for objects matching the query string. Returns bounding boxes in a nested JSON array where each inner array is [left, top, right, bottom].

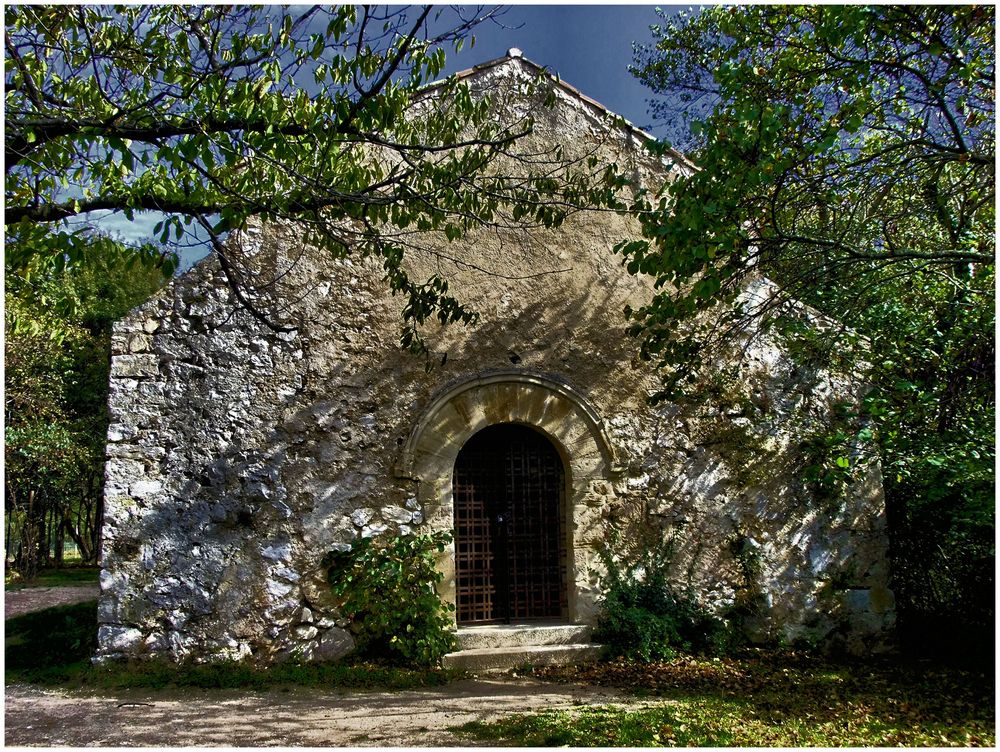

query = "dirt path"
[[5, 677, 628, 746], [4, 584, 100, 619], [4, 587, 630, 746]]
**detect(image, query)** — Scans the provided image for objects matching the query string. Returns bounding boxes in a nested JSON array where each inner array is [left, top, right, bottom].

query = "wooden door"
[[453, 424, 565, 624]]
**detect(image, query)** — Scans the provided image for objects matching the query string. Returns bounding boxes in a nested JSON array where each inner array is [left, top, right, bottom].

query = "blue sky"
[[94, 5, 678, 266]]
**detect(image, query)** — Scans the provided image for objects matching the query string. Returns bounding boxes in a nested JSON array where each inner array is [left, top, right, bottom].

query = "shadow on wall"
[[99, 244, 648, 664], [634, 417, 892, 653], [100, 230, 894, 662]]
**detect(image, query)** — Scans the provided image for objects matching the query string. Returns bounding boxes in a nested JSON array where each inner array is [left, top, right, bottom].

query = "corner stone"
[[314, 628, 355, 661], [111, 354, 160, 379], [98, 625, 144, 653]]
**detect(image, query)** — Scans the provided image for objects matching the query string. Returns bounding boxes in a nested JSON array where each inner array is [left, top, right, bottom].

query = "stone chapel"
[[96, 51, 895, 666]]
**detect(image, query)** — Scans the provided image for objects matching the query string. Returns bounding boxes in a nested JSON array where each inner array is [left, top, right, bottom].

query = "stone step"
[[442, 643, 604, 673], [455, 623, 594, 651]]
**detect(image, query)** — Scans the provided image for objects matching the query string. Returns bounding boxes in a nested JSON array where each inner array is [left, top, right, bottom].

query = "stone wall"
[[96, 57, 893, 664]]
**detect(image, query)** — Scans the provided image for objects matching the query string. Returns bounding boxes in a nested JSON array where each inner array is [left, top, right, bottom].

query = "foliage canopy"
[[620, 4, 994, 377], [4, 231, 171, 574], [5, 5, 604, 346], [622, 5, 995, 650]]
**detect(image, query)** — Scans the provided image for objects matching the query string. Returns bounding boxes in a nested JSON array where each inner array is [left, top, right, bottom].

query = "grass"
[[5, 565, 100, 590], [5, 600, 100, 683], [454, 652, 995, 747], [5, 600, 457, 691]]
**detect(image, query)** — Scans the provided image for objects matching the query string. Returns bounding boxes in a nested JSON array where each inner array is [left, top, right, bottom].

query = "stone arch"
[[395, 370, 622, 625]]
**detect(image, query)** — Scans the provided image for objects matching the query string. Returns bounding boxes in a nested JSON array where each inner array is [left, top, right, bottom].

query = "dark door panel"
[[453, 424, 565, 624]]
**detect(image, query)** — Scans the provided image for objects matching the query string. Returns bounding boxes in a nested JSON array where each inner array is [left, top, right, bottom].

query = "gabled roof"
[[439, 48, 697, 172]]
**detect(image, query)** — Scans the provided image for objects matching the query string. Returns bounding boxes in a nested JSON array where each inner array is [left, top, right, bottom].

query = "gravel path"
[[4, 584, 100, 619], [5, 678, 627, 747]]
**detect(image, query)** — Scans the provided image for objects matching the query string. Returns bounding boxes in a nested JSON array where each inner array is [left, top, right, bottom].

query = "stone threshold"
[[443, 622, 603, 672]]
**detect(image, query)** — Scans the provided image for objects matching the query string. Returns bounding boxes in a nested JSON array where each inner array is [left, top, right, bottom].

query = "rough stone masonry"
[[96, 52, 894, 665]]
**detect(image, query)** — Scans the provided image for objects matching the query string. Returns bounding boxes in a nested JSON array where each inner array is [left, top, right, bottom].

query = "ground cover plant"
[[455, 652, 995, 747], [4, 601, 455, 691]]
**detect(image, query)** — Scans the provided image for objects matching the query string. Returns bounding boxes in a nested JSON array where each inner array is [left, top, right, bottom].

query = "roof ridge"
[[426, 50, 697, 172]]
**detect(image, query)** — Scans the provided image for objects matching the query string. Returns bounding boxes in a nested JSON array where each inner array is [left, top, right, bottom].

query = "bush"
[[324, 531, 457, 668], [891, 503, 994, 661], [593, 536, 732, 662]]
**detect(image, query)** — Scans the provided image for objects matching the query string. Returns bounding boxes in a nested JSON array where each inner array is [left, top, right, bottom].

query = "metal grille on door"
[[453, 424, 566, 624]]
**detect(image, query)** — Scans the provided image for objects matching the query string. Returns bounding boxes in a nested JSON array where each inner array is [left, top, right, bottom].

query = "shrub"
[[324, 531, 457, 668], [593, 535, 733, 662]]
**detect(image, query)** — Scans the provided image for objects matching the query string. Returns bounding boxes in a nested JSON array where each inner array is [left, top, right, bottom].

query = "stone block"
[[97, 598, 119, 624], [98, 625, 144, 653], [99, 568, 129, 596], [571, 503, 605, 545], [127, 333, 154, 353], [272, 565, 300, 582], [266, 596, 302, 626], [262, 543, 293, 562], [137, 381, 168, 399], [301, 575, 339, 609], [294, 625, 319, 641], [110, 378, 140, 395], [130, 479, 163, 499], [107, 423, 138, 443], [112, 354, 160, 379], [266, 579, 294, 599], [422, 502, 453, 530], [350, 508, 375, 527], [382, 505, 413, 524], [105, 459, 144, 485], [314, 628, 355, 661]]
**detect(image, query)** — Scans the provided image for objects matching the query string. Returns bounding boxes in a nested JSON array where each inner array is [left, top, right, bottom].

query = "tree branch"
[[193, 213, 296, 334]]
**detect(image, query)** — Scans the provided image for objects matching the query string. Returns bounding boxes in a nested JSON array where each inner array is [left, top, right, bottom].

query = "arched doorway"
[[453, 423, 566, 624], [396, 371, 622, 626]]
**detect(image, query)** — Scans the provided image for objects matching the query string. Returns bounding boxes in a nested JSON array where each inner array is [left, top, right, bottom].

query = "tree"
[[619, 5, 993, 377], [5, 5, 605, 349], [854, 265, 994, 654], [4, 231, 171, 576], [620, 5, 994, 653]]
